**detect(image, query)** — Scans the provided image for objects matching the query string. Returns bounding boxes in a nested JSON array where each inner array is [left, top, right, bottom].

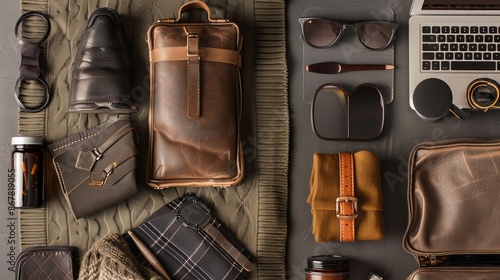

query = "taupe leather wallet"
[[404, 140, 500, 279], [48, 115, 138, 219]]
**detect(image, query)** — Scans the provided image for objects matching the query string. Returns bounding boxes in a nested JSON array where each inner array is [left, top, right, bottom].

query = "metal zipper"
[[419, 255, 449, 267]]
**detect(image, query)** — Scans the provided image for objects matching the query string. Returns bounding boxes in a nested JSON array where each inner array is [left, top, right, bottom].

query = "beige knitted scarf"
[[78, 233, 162, 280]]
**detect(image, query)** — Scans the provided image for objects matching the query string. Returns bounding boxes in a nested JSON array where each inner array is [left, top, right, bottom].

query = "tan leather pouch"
[[404, 140, 500, 279], [308, 151, 384, 242], [145, 1, 243, 188]]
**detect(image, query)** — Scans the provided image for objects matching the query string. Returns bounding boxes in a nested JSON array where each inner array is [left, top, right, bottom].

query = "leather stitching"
[[339, 154, 345, 241], [348, 153, 355, 241], [22, 251, 73, 280], [339, 153, 355, 242]]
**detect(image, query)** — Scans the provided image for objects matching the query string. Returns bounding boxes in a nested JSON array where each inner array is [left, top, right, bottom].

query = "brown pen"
[[128, 231, 171, 280], [306, 61, 395, 74]]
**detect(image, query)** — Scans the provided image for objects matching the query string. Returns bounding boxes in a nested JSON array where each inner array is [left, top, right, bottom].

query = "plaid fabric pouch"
[[126, 193, 254, 280]]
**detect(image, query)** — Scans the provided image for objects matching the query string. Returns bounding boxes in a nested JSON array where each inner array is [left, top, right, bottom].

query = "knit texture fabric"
[[78, 233, 162, 280]]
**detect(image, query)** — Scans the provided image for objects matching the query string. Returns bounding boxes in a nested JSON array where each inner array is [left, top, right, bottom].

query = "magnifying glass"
[[412, 78, 469, 121]]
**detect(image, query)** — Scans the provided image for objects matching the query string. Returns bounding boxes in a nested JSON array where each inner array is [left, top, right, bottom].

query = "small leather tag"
[[75, 150, 97, 171]]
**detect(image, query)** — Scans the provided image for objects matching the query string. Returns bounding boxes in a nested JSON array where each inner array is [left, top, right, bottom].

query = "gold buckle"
[[335, 196, 358, 220], [89, 162, 116, 186]]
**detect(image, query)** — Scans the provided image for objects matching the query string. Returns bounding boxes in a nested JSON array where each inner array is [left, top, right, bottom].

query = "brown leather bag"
[[145, 1, 244, 188], [404, 140, 500, 279]]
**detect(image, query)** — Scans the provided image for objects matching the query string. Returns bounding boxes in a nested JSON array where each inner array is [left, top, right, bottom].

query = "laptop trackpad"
[[449, 77, 478, 109]]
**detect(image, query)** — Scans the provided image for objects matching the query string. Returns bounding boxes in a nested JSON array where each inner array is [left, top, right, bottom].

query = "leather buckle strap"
[[150, 47, 242, 68], [203, 222, 254, 272], [186, 27, 202, 118], [75, 122, 135, 172], [336, 196, 358, 220], [338, 152, 357, 242], [89, 147, 138, 186]]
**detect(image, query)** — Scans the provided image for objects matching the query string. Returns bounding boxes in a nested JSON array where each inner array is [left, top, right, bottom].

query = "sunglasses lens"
[[303, 18, 341, 48], [348, 85, 384, 139], [312, 85, 348, 139], [358, 22, 396, 50]]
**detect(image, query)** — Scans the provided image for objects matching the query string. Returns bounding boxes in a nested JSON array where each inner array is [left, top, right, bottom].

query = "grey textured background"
[[288, 0, 500, 279]]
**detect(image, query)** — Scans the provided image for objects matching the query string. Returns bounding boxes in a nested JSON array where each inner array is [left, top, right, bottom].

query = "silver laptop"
[[409, 0, 500, 111]]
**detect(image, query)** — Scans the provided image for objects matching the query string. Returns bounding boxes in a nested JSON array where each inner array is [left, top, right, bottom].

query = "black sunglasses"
[[299, 17, 399, 50], [312, 83, 384, 140]]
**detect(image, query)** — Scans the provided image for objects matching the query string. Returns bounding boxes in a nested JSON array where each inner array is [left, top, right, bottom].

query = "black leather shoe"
[[69, 8, 137, 113]]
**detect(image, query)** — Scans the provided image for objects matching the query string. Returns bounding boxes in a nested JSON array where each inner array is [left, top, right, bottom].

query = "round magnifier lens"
[[413, 78, 453, 120], [303, 18, 342, 48]]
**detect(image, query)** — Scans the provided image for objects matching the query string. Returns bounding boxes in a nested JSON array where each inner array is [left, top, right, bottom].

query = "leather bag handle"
[[174, 0, 226, 23]]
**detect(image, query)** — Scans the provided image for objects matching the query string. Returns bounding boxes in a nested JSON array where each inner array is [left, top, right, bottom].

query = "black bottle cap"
[[307, 255, 349, 272]]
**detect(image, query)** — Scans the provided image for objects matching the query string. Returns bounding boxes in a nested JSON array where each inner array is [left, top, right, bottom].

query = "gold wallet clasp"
[[89, 162, 117, 186]]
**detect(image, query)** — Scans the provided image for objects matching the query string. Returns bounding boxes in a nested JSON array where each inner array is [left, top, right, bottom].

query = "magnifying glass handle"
[[449, 104, 470, 119]]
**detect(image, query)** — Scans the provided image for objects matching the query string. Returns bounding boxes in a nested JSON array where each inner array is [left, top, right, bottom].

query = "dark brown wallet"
[[48, 115, 138, 219], [15, 246, 76, 280]]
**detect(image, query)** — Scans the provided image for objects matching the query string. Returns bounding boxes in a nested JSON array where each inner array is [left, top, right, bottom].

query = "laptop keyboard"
[[421, 25, 500, 71]]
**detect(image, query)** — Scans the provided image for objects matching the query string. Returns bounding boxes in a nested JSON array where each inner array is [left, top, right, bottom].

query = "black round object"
[[413, 78, 453, 120], [306, 255, 349, 272]]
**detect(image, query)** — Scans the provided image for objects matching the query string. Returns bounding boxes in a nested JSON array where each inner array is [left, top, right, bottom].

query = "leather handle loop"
[[176, 0, 217, 23]]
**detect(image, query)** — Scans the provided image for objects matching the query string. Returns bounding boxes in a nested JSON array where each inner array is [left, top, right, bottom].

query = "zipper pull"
[[419, 255, 449, 267], [429, 255, 437, 266]]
